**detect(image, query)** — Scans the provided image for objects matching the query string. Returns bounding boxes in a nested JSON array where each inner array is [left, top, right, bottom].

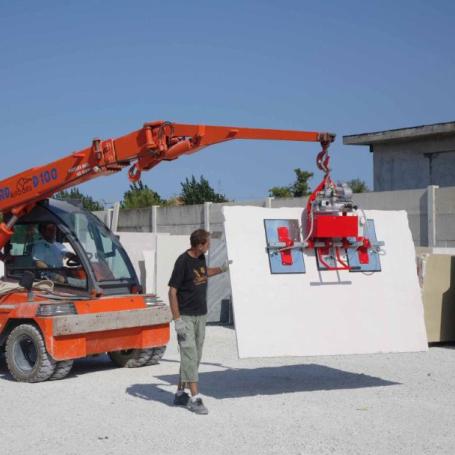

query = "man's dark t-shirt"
[[168, 251, 208, 316]]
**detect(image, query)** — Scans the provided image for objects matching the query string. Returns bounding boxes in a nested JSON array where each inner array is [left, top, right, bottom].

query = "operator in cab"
[[32, 223, 69, 269], [32, 223, 76, 284]]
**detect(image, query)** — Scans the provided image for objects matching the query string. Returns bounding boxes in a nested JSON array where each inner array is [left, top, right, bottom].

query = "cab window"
[[4, 223, 87, 290]]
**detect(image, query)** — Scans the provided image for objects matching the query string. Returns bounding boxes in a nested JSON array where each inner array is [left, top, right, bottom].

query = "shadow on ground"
[[429, 342, 455, 350], [126, 363, 399, 406], [0, 353, 225, 382], [0, 353, 116, 382]]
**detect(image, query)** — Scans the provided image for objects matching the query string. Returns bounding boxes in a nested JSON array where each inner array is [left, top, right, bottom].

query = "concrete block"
[[419, 254, 455, 342]]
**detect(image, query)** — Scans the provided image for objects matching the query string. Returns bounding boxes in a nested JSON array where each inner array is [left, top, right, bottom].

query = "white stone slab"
[[143, 250, 156, 294], [116, 232, 158, 285], [116, 232, 170, 291], [223, 206, 428, 358], [156, 235, 190, 305], [116, 232, 188, 302], [207, 234, 232, 322]]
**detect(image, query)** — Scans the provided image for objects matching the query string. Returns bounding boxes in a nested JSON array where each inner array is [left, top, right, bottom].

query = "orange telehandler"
[[0, 121, 334, 382]]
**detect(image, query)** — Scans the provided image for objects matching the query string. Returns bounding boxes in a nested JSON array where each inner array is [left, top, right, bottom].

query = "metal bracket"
[[347, 219, 382, 272], [264, 219, 306, 274]]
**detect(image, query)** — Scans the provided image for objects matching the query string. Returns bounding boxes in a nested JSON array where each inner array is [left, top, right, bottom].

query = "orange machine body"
[[0, 292, 170, 361]]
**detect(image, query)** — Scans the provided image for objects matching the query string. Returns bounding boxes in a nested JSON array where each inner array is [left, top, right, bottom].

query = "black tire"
[[49, 360, 74, 380], [5, 324, 56, 383], [144, 346, 166, 366], [108, 349, 152, 368]]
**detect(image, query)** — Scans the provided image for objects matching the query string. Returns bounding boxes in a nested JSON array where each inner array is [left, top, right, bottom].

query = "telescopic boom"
[[0, 121, 335, 248]]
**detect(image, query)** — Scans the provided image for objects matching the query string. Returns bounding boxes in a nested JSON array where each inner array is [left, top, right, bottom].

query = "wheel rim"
[[13, 335, 38, 373]]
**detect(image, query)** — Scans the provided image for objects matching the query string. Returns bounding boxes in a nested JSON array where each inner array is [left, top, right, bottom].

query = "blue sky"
[[1, 0, 454, 203]]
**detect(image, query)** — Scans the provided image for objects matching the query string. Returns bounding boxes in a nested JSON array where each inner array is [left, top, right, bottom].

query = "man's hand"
[[220, 260, 233, 273], [174, 318, 187, 342]]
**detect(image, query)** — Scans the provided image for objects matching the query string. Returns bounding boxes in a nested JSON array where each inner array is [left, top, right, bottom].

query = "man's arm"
[[207, 260, 232, 278], [169, 286, 187, 341], [32, 243, 66, 283], [168, 286, 181, 321], [32, 243, 49, 269], [207, 267, 222, 277], [56, 242, 73, 257]]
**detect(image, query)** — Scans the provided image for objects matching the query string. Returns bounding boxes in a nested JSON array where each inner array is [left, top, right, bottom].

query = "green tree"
[[180, 175, 227, 205], [290, 168, 313, 197], [55, 188, 104, 211], [268, 186, 293, 198], [268, 168, 313, 198], [121, 181, 164, 209], [347, 178, 369, 193]]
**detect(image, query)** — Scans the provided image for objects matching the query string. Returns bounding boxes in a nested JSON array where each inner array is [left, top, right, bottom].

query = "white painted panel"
[[116, 232, 170, 290], [143, 250, 156, 294], [223, 206, 428, 358], [0, 261, 4, 278], [116, 231, 187, 303], [155, 235, 190, 305], [207, 233, 232, 322], [116, 232, 158, 281]]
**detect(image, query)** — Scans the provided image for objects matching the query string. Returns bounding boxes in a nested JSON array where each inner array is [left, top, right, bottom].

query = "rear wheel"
[[144, 346, 166, 366], [108, 349, 152, 368], [5, 324, 56, 383], [49, 360, 74, 380]]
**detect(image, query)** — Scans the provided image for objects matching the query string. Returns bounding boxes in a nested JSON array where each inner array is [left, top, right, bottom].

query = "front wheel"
[[108, 349, 152, 368], [5, 324, 56, 383], [49, 360, 74, 380], [144, 346, 166, 366]]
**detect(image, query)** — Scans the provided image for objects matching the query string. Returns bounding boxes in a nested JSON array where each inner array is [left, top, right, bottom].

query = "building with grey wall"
[[343, 121, 455, 191]]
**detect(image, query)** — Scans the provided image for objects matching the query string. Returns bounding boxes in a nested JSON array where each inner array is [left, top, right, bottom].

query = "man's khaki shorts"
[[178, 314, 207, 383]]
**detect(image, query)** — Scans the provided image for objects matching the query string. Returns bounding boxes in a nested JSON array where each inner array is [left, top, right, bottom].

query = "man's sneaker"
[[187, 398, 209, 415], [173, 391, 190, 406]]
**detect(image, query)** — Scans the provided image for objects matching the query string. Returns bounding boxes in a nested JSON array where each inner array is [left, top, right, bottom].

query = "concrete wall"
[[436, 186, 455, 247], [373, 135, 455, 191], [353, 189, 428, 247], [94, 185, 455, 248]]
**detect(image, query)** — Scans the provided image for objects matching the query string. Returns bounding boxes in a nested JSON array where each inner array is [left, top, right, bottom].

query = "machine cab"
[[3, 199, 140, 296]]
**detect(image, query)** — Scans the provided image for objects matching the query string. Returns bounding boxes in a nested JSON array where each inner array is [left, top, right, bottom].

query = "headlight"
[[36, 302, 77, 316]]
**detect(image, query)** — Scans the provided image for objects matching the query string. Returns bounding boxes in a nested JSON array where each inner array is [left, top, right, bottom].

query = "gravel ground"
[[1, 326, 454, 455]]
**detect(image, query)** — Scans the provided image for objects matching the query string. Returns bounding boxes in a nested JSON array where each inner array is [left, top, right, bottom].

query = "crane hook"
[[128, 163, 142, 183]]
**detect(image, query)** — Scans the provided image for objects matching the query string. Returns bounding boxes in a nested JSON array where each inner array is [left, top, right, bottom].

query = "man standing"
[[168, 229, 229, 415]]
